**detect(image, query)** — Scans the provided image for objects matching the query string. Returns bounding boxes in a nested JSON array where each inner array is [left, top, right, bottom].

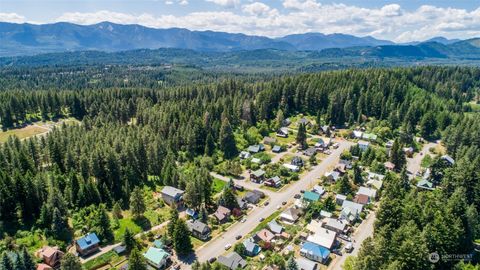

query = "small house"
[[353, 194, 369, 205], [161, 186, 184, 207], [267, 220, 283, 235], [303, 191, 320, 204], [263, 137, 277, 145], [291, 156, 304, 167], [236, 198, 248, 209], [306, 229, 337, 250], [276, 128, 289, 138], [416, 179, 435, 191], [296, 258, 317, 270], [320, 210, 332, 218], [243, 191, 261, 204], [312, 185, 325, 196], [243, 239, 261, 256], [214, 206, 231, 223], [403, 147, 414, 157], [143, 247, 169, 270], [283, 163, 300, 172], [250, 169, 266, 183], [272, 145, 282, 153], [298, 118, 312, 127], [384, 161, 395, 171], [357, 187, 377, 200], [358, 140, 369, 151], [335, 194, 347, 205], [341, 201, 364, 223], [265, 176, 282, 188], [300, 242, 330, 264], [187, 220, 211, 240], [353, 130, 363, 138], [441, 155, 455, 165], [362, 133, 377, 141], [248, 144, 265, 153], [323, 218, 348, 234], [279, 208, 301, 224], [37, 264, 53, 270], [218, 252, 247, 269], [255, 229, 275, 243], [303, 147, 317, 157], [324, 171, 340, 182], [75, 233, 100, 257], [38, 246, 64, 269], [239, 151, 251, 159]]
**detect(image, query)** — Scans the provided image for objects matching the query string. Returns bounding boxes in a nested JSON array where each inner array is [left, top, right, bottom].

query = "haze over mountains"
[[1, 21, 478, 59]]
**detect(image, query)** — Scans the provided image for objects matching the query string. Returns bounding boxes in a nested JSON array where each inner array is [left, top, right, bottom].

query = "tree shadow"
[[133, 216, 152, 231]]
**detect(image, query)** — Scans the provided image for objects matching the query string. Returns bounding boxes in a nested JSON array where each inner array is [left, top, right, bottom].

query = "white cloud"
[[0, 13, 27, 23], [205, 0, 240, 8], [3, 2, 480, 43]]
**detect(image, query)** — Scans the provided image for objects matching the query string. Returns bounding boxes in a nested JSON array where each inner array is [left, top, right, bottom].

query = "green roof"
[[303, 191, 320, 202], [144, 247, 169, 265], [153, 239, 164, 248]]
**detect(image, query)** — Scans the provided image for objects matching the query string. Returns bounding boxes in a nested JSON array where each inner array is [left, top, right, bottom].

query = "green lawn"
[[114, 218, 143, 242], [251, 210, 281, 234], [82, 250, 124, 270], [212, 178, 227, 194], [0, 125, 49, 142]]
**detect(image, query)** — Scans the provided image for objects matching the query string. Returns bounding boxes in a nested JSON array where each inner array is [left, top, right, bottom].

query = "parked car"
[[282, 201, 287, 205], [332, 248, 342, 256], [300, 190, 305, 193], [294, 194, 301, 199], [259, 217, 265, 222], [277, 205, 281, 210], [338, 234, 351, 242], [241, 217, 247, 223], [209, 258, 217, 263], [225, 243, 232, 250], [235, 235, 242, 240], [264, 201, 269, 206], [345, 243, 353, 253]]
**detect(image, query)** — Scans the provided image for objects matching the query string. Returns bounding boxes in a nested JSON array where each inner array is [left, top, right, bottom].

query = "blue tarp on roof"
[[301, 241, 330, 260], [76, 233, 100, 250]]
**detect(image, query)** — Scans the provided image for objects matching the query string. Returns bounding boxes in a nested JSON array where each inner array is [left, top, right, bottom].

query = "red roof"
[[354, 194, 369, 205], [37, 264, 53, 270]]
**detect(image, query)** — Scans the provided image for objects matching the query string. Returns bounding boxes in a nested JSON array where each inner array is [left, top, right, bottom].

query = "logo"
[[429, 252, 440, 263]]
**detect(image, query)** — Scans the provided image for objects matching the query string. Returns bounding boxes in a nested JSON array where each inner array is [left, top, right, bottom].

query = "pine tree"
[[167, 208, 179, 239], [218, 187, 238, 210], [21, 247, 36, 270], [286, 256, 298, 270], [1, 253, 14, 270], [219, 116, 237, 159], [352, 162, 363, 185], [128, 248, 147, 270], [296, 123, 307, 149], [173, 218, 193, 257], [275, 109, 284, 130], [123, 228, 137, 252], [94, 204, 113, 243], [390, 139, 405, 171], [112, 201, 123, 219], [60, 253, 82, 270], [204, 133, 215, 156], [51, 207, 66, 238], [129, 187, 146, 219]]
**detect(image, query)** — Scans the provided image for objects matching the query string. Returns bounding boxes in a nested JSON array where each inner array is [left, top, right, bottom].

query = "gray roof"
[[342, 200, 364, 214], [296, 258, 317, 270], [187, 220, 209, 234], [161, 186, 184, 197], [268, 220, 283, 234], [244, 192, 261, 203], [218, 252, 247, 269], [441, 155, 455, 165], [252, 169, 266, 177], [304, 147, 317, 156], [325, 218, 347, 231], [272, 145, 282, 152]]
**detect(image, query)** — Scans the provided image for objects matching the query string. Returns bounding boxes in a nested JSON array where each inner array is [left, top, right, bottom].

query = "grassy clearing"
[[252, 210, 281, 234], [114, 217, 143, 242], [212, 178, 227, 194], [0, 125, 49, 142], [82, 250, 125, 270]]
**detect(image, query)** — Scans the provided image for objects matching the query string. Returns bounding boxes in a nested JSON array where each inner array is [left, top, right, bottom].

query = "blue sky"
[[1, 0, 479, 42]]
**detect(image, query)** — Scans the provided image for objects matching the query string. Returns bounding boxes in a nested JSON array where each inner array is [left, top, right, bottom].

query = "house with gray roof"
[[218, 252, 247, 269], [161, 186, 184, 207], [187, 220, 211, 240], [243, 239, 261, 256], [267, 220, 283, 234]]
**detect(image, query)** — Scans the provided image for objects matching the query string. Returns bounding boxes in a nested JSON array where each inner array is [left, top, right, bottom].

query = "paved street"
[[191, 139, 354, 265]]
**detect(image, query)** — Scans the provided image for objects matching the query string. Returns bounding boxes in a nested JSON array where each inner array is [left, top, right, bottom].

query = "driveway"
[[191, 139, 354, 266], [406, 142, 438, 177]]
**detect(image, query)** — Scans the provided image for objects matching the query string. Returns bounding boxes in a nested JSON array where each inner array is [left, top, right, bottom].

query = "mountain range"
[[0, 21, 475, 57]]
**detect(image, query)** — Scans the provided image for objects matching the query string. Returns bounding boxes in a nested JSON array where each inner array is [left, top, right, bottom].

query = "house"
[[341, 201, 364, 223], [441, 155, 455, 165], [236, 198, 248, 210], [214, 206, 231, 223], [243, 191, 261, 204], [276, 127, 289, 138], [248, 144, 265, 153], [367, 172, 385, 188], [296, 258, 317, 270], [303, 147, 317, 157], [358, 140, 370, 151], [255, 229, 275, 243], [385, 140, 394, 148], [239, 151, 251, 159], [335, 194, 347, 205], [283, 163, 300, 172], [403, 147, 414, 157], [243, 239, 261, 256], [320, 210, 332, 218], [186, 208, 198, 219], [354, 194, 370, 205], [161, 186, 184, 207], [250, 169, 266, 183], [291, 156, 304, 167], [264, 137, 277, 145], [265, 176, 282, 188], [298, 118, 311, 127], [323, 218, 348, 234], [306, 220, 323, 234], [268, 220, 284, 234], [324, 171, 340, 182], [312, 185, 325, 196], [75, 233, 100, 257], [303, 191, 321, 204], [37, 264, 53, 270], [218, 252, 247, 269], [143, 247, 169, 269], [280, 208, 301, 224], [187, 220, 211, 240], [283, 118, 292, 127], [384, 161, 395, 171], [153, 239, 164, 249], [113, 245, 126, 255], [320, 125, 330, 135], [251, 158, 262, 164], [38, 246, 64, 269], [416, 179, 435, 191], [272, 145, 282, 153], [353, 130, 363, 139], [300, 242, 330, 264], [362, 133, 377, 141], [366, 179, 383, 190], [357, 187, 377, 200], [306, 228, 337, 250]]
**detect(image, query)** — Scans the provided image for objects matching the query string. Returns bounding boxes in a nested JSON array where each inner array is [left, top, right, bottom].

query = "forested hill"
[[0, 66, 479, 269]]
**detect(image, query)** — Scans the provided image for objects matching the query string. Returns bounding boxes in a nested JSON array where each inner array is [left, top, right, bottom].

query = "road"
[[328, 209, 376, 270], [192, 139, 354, 265], [406, 142, 438, 176]]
